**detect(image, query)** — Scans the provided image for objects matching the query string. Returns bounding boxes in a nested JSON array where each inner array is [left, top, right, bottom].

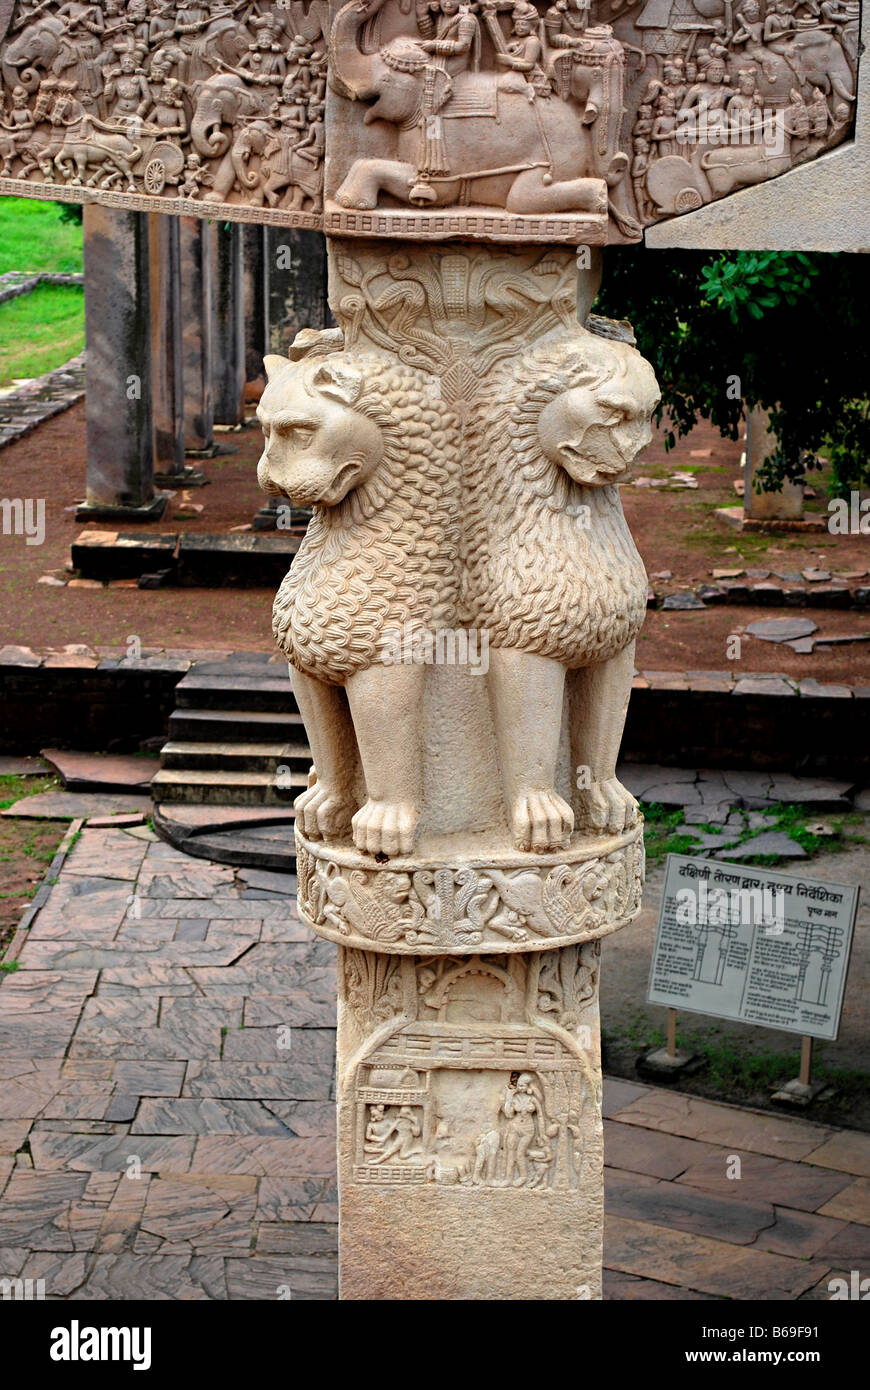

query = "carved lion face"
[[537, 347, 659, 486], [256, 354, 384, 507]]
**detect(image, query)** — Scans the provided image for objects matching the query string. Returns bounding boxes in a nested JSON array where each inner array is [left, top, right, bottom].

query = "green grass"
[[0, 198, 83, 274], [0, 282, 84, 386]]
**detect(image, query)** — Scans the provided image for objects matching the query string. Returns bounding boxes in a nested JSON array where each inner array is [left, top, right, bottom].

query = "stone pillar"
[[211, 222, 246, 427], [261, 241, 656, 1299], [242, 225, 270, 388], [265, 228, 329, 354], [178, 216, 215, 457], [253, 229, 330, 530], [77, 205, 165, 522], [149, 214, 194, 487], [744, 404, 805, 521]]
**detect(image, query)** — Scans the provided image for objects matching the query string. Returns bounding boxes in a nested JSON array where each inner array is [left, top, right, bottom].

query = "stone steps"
[[153, 657, 311, 821], [151, 767, 306, 805], [168, 707, 306, 742], [160, 739, 310, 773], [174, 670, 297, 712]]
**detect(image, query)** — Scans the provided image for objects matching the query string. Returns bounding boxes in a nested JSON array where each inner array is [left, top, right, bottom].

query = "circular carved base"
[[295, 824, 644, 954]]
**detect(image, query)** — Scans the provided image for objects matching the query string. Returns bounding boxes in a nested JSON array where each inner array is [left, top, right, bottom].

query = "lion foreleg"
[[569, 642, 639, 836], [290, 666, 359, 841], [345, 661, 425, 858], [487, 647, 574, 853]]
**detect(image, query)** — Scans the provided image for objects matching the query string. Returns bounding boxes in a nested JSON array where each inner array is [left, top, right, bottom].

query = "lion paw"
[[352, 799, 419, 858], [510, 789, 574, 853], [294, 782, 355, 840], [576, 777, 638, 836]]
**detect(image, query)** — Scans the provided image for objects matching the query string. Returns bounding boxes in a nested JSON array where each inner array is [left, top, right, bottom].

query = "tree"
[[594, 249, 870, 496]]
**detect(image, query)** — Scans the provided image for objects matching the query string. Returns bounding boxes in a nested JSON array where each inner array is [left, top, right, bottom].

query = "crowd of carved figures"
[[0, 0, 859, 227], [0, 0, 328, 209], [325, 0, 858, 231]]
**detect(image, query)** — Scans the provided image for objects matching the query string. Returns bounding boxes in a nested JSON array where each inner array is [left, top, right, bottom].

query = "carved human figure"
[[0, 86, 35, 173], [501, 1073, 544, 1185], [371, 1106, 423, 1162], [630, 135, 652, 218], [104, 51, 150, 121], [147, 79, 188, 137], [727, 66, 762, 135], [544, 0, 593, 47], [496, 7, 547, 97]]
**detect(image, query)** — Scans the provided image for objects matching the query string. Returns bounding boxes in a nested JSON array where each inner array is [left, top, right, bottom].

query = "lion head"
[[256, 351, 386, 508]]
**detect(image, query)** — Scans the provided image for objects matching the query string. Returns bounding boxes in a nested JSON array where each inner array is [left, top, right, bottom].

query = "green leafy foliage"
[[595, 249, 870, 496]]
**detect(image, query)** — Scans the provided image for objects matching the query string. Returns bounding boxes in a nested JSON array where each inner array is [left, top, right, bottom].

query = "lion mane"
[[460, 331, 649, 667], [272, 352, 462, 685]]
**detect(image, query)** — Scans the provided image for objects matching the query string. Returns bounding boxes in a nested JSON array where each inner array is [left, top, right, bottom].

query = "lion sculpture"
[[257, 322, 658, 859]]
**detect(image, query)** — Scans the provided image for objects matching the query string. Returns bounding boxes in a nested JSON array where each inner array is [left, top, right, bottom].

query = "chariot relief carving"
[[0, 0, 859, 230]]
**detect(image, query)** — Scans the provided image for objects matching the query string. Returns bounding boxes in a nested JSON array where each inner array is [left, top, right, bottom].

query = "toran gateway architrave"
[[1, 0, 862, 1299]]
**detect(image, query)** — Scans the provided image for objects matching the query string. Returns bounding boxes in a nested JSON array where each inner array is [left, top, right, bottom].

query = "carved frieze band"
[[297, 826, 644, 954]]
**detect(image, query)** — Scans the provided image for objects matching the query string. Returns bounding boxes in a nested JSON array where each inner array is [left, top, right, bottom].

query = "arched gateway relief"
[[0, 0, 859, 233]]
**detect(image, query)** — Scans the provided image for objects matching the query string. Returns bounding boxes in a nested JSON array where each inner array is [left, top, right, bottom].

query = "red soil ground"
[[1, 401, 868, 681]]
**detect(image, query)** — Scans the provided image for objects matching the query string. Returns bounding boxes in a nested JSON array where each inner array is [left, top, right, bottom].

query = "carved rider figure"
[[410, 0, 482, 201], [544, 0, 593, 46]]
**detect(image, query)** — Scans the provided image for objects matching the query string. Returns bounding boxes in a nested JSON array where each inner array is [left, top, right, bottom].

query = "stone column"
[[149, 213, 207, 489], [77, 205, 165, 521], [242, 225, 270, 388], [261, 241, 656, 1299], [211, 222, 246, 427], [265, 228, 329, 354], [253, 229, 330, 530], [178, 216, 216, 457], [743, 404, 805, 522]]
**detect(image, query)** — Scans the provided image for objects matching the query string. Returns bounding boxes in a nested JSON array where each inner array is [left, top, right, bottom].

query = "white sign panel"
[[647, 855, 860, 1042]]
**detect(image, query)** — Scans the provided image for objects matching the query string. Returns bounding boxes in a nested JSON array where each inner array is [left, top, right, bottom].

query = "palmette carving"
[[339, 947, 601, 1190]]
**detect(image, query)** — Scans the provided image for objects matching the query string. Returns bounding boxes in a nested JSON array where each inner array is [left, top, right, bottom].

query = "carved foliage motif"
[[0, 0, 329, 217], [332, 243, 577, 397], [298, 836, 644, 952], [341, 948, 602, 1190]]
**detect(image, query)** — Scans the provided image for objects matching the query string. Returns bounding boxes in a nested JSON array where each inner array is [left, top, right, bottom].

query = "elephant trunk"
[[330, 0, 383, 99], [232, 144, 259, 190], [191, 110, 229, 158], [5, 59, 38, 92]]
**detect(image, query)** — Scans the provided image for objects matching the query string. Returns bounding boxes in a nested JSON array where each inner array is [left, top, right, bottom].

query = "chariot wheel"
[[674, 186, 704, 213], [144, 158, 166, 195]]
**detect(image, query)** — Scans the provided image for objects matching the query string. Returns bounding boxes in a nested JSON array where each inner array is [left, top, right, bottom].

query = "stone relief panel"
[[0, 0, 858, 233], [324, 0, 859, 241], [339, 946, 602, 1190], [0, 0, 329, 224]]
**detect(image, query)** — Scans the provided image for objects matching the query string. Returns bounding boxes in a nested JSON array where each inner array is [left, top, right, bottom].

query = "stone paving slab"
[[1, 822, 868, 1301]]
